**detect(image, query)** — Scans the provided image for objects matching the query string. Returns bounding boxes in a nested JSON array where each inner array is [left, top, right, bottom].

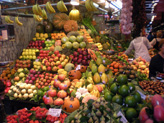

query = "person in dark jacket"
[[149, 39, 164, 78], [0, 80, 6, 123]]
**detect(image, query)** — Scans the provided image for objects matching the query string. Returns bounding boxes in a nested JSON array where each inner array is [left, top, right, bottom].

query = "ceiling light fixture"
[[70, 0, 79, 5]]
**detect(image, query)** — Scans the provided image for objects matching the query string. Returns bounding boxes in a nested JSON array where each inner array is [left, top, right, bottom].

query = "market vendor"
[[0, 80, 6, 122], [150, 31, 163, 51], [124, 33, 152, 62], [149, 39, 164, 78]]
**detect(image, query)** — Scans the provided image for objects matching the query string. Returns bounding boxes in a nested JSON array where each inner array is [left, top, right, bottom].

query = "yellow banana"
[[46, 2, 52, 14], [37, 5, 43, 16], [33, 14, 43, 22], [90, 0, 97, 11], [57, 0, 68, 12], [41, 9, 47, 19], [47, 2, 56, 13], [15, 17, 23, 26], [32, 5, 37, 15], [6, 16, 14, 23], [87, 77, 94, 84], [5, 16, 10, 23], [85, 0, 92, 11], [34, 5, 40, 15]]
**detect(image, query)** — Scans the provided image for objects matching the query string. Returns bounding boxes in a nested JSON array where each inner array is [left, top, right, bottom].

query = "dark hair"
[[158, 39, 164, 49], [0, 80, 5, 93]]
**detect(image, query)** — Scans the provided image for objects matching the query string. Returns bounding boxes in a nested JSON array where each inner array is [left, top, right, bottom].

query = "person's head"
[[159, 39, 164, 53], [0, 80, 5, 100], [156, 31, 163, 38]]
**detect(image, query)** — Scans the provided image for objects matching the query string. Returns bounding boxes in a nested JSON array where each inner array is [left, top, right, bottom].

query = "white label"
[[35, 59, 39, 62], [117, 111, 128, 123], [76, 65, 81, 70], [47, 108, 62, 117], [54, 121, 60, 123], [2, 30, 8, 40], [137, 90, 146, 100]]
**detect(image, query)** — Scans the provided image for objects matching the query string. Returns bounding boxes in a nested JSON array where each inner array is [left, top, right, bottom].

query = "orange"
[[114, 69, 118, 73]]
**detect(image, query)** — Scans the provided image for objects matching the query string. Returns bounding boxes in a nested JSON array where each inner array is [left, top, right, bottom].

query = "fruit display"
[[104, 74, 143, 122], [41, 51, 69, 72], [19, 49, 39, 60], [61, 35, 86, 49], [69, 97, 119, 123], [57, 0, 68, 12], [139, 94, 164, 122], [69, 48, 91, 66], [0, 67, 16, 81], [95, 43, 103, 51], [51, 32, 66, 40], [37, 50, 50, 60], [12, 68, 29, 84], [34, 33, 48, 40], [139, 80, 164, 95], [27, 40, 45, 50], [25, 69, 40, 84], [8, 83, 37, 99], [69, 9, 80, 21], [45, 2, 56, 13], [33, 61, 42, 71], [3, 80, 12, 93], [35, 72, 55, 89], [131, 56, 149, 77], [4, 16, 14, 23], [15, 60, 32, 69], [44, 40, 55, 50]]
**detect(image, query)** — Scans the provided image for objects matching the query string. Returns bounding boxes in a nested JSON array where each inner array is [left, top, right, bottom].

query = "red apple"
[[54, 79, 61, 88], [57, 54, 61, 57], [79, 55, 83, 59], [58, 65, 63, 69], [73, 57, 78, 62], [57, 90, 67, 98], [54, 50, 59, 55], [54, 98, 64, 106], [43, 97, 54, 105], [73, 51, 78, 57], [77, 58, 82, 64], [48, 89, 57, 97], [47, 66, 51, 71], [58, 74, 66, 81]]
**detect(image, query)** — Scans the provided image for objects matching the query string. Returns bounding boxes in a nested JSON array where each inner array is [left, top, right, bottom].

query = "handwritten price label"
[[117, 111, 128, 123], [137, 90, 146, 100], [47, 108, 62, 117], [88, 49, 97, 61]]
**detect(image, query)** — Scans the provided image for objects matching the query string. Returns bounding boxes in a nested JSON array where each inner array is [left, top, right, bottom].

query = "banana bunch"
[[46, 2, 56, 13], [33, 14, 43, 22], [85, 0, 97, 11], [95, 43, 103, 50], [90, 89, 100, 98], [5, 16, 14, 23], [87, 77, 94, 84], [57, 0, 68, 12], [58, 69, 67, 76], [32, 4, 42, 16], [15, 17, 23, 26], [41, 9, 48, 19]]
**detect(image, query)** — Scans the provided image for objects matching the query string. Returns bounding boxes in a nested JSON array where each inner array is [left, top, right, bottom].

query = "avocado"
[[36, 24, 44, 33], [45, 22, 53, 33]]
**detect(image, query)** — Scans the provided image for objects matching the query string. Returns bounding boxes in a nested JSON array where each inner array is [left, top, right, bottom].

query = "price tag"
[[76, 65, 81, 70], [117, 111, 128, 123], [35, 59, 39, 62], [47, 108, 62, 117], [137, 90, 146, 100], [2, 30, 8, 40], [88, 49, 97, 61]]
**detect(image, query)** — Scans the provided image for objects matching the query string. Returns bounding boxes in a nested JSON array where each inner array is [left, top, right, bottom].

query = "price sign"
[[88, 49, 97, 61], [35, 59, 39, 62], [47, 108, 62, 117], [137, 90, 146, 100], [76, 65, 81, 70], [117, 111, 128, 123]]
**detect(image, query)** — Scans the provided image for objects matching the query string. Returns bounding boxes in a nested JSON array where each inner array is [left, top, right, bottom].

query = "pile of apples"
[[27, 40, 45, 50], [69, 48, 91, 66], [37, 50, 50, 60], [19, 49, 39, 60], [8, 83, 37, 99], [35, 72, 55, 89], [3, 80, 12, 93], [44, 40, 55, 50], [41, 51, 69, 72], [15, 60, 31, 69], [25, 69, 40, 84], [131, 57, 149, 76]]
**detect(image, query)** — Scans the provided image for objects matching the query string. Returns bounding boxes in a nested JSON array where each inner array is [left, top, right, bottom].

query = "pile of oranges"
[[107, 61, 123, 75], [51, 32, 66, 40], [0, 67, 16, 81]]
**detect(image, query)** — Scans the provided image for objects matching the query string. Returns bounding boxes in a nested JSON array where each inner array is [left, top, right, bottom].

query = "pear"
[[98, 64, 106, 73], [91, 64, 98, 74], [88, 117, 93, 123], [89, 60, 94, 69], [101, 73, 108, 84], [96, 110, 102, 116], [93, 72, 101, 83], [96, 57, 102, 66]]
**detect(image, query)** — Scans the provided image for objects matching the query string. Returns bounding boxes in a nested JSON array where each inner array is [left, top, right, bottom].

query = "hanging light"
[[70, 0, 79, 5]]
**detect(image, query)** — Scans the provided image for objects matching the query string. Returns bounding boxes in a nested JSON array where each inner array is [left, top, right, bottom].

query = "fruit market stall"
[[1, 0, 164, 123]]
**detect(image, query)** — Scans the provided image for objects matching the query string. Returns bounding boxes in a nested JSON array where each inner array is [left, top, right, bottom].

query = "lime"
[[112, 95, 123, 105], [104, 92, 113, 101], [133, 92, 141, 103], [128, 83, 135, 92], [110, 83, 118, 94], [43, 86, 49, 92], [117, 74, 128, 85], [125, 108, 137, 121], [108, 78, 114, 87], [125, 96, 137, 107], [119, 85, 129, 97], [38, 90, 44, 97]]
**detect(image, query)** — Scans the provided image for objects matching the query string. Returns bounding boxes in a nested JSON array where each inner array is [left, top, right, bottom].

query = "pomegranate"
[[54, 98, 64, 106], [48, 89, 57, 97], [145, 119, 154, 123], [154, 105, 164, 122], [43, 97, 54, 105], [151, 94, 164, 107], [57, 90, 67, 98]]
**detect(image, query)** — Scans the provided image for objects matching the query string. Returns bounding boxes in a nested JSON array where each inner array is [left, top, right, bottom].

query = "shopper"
[[149, 39, 164, 78], [150, 31, 163, 51], [124, 33, 152, 62], [147, 31, 155, 41], [0, 80, 6, 123]]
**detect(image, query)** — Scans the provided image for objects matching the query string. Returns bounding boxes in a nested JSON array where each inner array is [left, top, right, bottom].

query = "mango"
[[96, 57, 103, 66], [93, 72, 101, 84], [98, 64, 106, 73], [101, 73, 108, 84], [92, 64, 98, 74]]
